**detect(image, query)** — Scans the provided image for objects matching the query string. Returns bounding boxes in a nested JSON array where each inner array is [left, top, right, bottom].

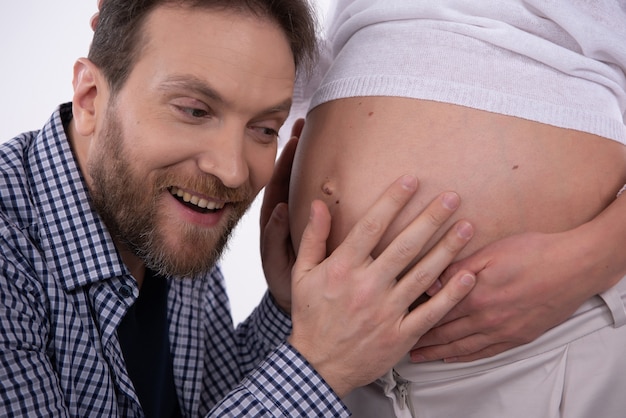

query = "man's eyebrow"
[[263, 98, 293, 115], [160, 75, 225, 105], [160, 75, 293, 115]]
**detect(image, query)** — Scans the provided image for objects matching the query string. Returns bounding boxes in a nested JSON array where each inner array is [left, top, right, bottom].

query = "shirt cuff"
[[247, 291, 292, 347], [239, 343, 350, 417]]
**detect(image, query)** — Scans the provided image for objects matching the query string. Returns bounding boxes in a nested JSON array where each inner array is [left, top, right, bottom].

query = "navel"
[[321, 178, 334, 196]]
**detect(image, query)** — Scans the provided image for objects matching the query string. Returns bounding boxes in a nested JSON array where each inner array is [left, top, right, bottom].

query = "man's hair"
[[88, 0, 318, 94]]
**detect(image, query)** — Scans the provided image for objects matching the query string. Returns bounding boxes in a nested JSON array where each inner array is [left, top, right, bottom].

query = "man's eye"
[[181, 107, 209, 118], [250, 126, 279, 143], [260, 127, 279, 137]]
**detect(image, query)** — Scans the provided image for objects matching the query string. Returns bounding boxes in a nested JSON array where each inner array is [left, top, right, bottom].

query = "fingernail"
[[460, 273, 475, 286], [426, 279, 442, 296], [456, 221, 474, 239], [442, 192, 460, 210], [400, 175, 418, 191]]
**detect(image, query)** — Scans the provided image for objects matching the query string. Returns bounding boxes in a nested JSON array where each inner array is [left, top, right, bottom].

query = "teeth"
[[170, 186, 225, 210]]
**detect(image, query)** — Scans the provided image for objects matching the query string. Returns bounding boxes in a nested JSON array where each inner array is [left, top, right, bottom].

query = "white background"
[[0, 1, 332, 324]]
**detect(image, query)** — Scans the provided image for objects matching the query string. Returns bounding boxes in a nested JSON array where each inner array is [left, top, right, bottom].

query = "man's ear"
[[72, 58, 106, 137]]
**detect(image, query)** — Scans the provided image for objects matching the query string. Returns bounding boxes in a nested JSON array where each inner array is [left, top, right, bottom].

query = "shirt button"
[[119, 284, 133, 298]]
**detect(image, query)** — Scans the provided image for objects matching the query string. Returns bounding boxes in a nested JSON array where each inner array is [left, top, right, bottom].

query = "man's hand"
[[259, 120, 304, 312], [410, 230, 599, 363], [288, 175, 475, 397]]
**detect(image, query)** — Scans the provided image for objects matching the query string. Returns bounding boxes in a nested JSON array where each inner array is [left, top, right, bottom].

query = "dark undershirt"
[[118, 271, 182, 418]]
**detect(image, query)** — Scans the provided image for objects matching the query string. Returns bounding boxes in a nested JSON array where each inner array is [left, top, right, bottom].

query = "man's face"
[[86, 6, 295, 277]]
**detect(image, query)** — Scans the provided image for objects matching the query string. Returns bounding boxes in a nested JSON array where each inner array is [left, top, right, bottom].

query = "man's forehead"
[[142, 4, 289, 49], [139, 5, 295, 73]]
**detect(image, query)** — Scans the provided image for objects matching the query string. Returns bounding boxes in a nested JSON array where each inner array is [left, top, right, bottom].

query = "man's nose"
[[195, 128, 249, 189]]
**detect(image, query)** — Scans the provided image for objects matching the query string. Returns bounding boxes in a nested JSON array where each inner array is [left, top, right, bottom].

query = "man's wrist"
[[241, 343, 350, 417]]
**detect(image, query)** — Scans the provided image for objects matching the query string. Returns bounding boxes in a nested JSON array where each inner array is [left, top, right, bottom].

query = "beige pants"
[[345, 277, 626, 418]]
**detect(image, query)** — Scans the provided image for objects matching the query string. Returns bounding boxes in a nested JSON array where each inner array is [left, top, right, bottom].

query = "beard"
[[87, 106, 253, 278]]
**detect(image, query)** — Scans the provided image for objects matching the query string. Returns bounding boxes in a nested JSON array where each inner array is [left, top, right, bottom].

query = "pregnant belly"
[[288, 97, 626, 259]]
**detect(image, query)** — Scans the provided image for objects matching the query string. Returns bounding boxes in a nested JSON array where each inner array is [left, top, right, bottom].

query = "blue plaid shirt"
[[0, 104, 349, 417]]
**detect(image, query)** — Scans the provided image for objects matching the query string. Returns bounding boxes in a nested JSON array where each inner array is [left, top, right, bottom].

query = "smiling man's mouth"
[[169, 186, 226, 213]]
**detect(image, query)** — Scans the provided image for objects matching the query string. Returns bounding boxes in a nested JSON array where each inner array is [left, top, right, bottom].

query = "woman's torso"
[[289, 97, 626, 259], [288, 0, 626, 261]]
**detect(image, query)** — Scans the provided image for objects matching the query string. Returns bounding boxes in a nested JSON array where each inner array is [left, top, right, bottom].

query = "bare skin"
[[290, 97, 626, 258], [260, 134, 477, 397], [288, 96, 626, 361], [74, 6, 293, 287], [83, 4, 479, 401]]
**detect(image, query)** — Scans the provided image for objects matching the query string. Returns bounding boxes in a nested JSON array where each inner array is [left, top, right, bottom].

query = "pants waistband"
[[393, 274, 626, 383]]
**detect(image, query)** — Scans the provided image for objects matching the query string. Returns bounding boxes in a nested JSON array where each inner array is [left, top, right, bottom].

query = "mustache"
[[156, 172, 253, 203]]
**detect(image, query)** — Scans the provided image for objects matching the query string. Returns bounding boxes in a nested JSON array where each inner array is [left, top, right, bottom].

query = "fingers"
[[411, 314, 473, 351], [425, 279, 443, 296], [410, 327, 487, 362], [395, 219, 473, 307], [261, 203, 291, 260], [294, 174, 418, 279], [402, 270, 476, 339], [437, 247, 491, 287], [90, 13, 100, 31], [260, 202, 294, 313], [90, 0, 104, 31], [260, 136, 297, 229], [290, 118, 305, 138], [443, 342, 516, 363], [411, 333, 515, 363], [334, 175, 419, 264], [376, 192, 472, 288], [292, 200, 332, 276]]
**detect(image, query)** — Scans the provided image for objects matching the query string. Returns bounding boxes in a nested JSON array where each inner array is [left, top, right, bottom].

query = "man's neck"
[[67, 118, 91, 185], [117, 245, 146, 289]]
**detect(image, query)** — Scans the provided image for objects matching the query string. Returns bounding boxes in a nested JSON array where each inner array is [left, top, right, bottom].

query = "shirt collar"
[[30, 103, 129, 291]]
